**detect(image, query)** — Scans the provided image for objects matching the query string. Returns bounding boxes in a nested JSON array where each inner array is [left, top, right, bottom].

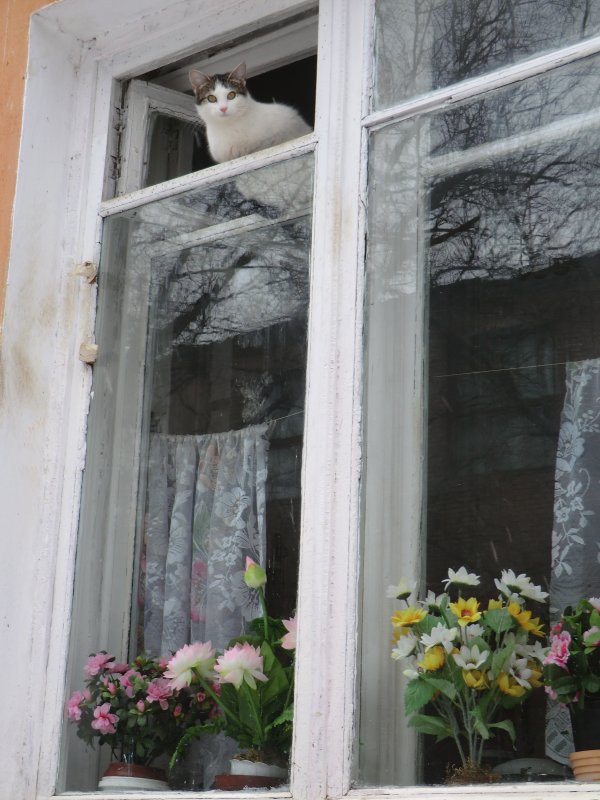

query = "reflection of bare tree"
[[373, 0, 600, 107]]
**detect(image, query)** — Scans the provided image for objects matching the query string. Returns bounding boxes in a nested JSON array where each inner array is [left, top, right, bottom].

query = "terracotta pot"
[[213, 758, 287, 790], [570, 749, 600, 782], [213, 774, 286, 790], [570, 696, 600, 751], [98, 762, 169, 792]]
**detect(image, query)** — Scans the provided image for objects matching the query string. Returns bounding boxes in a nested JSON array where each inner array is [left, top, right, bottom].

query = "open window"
[[117, 13, 317, 194], [61, 11, 317, 793]]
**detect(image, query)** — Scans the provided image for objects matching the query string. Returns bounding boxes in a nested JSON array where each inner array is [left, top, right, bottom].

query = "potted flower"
[[166, 558, 296, 789], [388, 567, 547, 783], [544, 597, 600, 780], [66, 651, 215, 790]]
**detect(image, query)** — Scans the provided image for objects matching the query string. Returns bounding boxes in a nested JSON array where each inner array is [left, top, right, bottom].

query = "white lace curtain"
[[547, 359, 600, 762], [143, 423, 270, 657]]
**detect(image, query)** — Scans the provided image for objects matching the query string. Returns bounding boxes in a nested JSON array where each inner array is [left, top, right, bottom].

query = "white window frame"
[[5, 0, 600, 799]]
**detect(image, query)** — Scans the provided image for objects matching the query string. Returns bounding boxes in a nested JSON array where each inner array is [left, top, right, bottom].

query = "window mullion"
[[291, 2, 370, 799]]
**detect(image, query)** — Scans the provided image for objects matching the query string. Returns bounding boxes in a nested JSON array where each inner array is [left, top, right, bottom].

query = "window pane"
[[360, 53, 600, 785], [373, 0, 600, 110], [63, 154, 312, 791]]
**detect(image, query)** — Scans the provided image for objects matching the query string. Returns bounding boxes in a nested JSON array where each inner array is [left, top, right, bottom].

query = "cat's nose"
[[219, 106, 227, 114]]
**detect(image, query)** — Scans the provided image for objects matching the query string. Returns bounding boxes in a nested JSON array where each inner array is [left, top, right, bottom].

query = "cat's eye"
[[227, 91, 236, 100], [207, 94, 217, 103]]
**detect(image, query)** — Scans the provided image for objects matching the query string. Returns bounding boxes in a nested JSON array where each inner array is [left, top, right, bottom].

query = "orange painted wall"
[[0, 0, 61, 326]]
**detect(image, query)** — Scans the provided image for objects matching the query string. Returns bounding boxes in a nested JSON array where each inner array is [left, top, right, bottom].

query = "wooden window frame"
[[7, 0, 600, 798]]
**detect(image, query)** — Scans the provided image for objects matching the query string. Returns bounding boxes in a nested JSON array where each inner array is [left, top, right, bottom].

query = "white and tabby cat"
[[189, 62, 311, 164]]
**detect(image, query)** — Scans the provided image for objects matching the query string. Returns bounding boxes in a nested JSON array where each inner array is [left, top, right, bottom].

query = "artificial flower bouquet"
[[544, 597, 600, 707], [388, 567, 548, 774], [166, 557, 296, 771], [67, 652, 215, 766]]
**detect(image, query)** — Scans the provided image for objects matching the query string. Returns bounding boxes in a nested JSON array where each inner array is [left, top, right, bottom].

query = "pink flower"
[[106, 681, 118, 696], [136, 700, 145, 712], [165, 642, 216, 690], [281, 616, 297, 650], [173, 704, 182, 717], [118, 669, 142, 698], [91, 702, 119, 735], [84, 653, 115, 677], [66, 691, 86, 722], [584, 626, 600, 647], [109, 662, 129, 674], [196, 691, 206, 703], [146, 678, 172, 710], [545, 686, 558, 701], [543, 631, 571, 669], [589, 598, 600, 612], [214, 642, 268, 690]]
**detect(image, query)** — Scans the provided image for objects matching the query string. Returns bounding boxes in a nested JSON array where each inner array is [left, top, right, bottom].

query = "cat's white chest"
[[201, 102, 310, 163]]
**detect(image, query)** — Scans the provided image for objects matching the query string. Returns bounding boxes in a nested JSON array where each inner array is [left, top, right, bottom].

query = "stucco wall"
[[0, 0, 61, 326]]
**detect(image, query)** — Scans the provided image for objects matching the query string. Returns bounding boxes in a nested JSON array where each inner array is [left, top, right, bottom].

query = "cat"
[[189, 62, 311, 164]]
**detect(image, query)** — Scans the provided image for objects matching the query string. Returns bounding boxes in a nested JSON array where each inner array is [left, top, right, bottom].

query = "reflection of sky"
[[369, 53, 600, 290], [373, 0, 600, 109]]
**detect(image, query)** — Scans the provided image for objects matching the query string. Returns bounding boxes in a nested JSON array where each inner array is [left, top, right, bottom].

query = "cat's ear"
[[227, 63, 247, 84], [189, 69, 212, 94]]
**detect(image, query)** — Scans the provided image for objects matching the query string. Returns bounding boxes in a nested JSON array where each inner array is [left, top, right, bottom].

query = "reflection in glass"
[[360, 52, 600, 785], [64, 155, 313, 791], [373, 0, 600, 110]]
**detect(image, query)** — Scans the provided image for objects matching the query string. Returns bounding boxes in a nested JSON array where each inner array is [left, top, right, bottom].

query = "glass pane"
[[145, 113, 200, 186], [360, 52, 600, 786], [373, 0, 600, 110], [63, 154, 312, 791]]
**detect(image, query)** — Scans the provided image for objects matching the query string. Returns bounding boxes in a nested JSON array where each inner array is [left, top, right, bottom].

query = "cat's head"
[[189, 62, 250, 122]]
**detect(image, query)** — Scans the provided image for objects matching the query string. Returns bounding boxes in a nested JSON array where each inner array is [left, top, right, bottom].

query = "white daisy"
[[442, 566, 480, 589], [386, 578, 416, 600], [420, 623, 458, 653], [452, 644, 489, 671], [391, 632, 418, 660]]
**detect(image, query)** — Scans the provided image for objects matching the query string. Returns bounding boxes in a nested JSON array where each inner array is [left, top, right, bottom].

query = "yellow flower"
[[418, 645, 445, 671], [496, 672, 526, 698], [527, 663, 544, 688], [449, 597, 481, 627], [391, 627, 411, 645], [522, 616, 545, 638], [462, 669, 489, 690], [488, 598, 503, 611], [507, 603, 545, 637], [391, 607, 427, 628]]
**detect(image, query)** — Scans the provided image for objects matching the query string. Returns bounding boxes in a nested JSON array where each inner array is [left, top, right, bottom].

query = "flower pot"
[[570, 697, 600, 751], [98, 762, 169, 792], [213, 758, 287, 790], [570, 749, 600, 781]]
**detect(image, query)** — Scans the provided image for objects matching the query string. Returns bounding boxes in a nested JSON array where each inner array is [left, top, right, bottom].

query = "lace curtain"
[[143, 423, 270, 656], [547, 359, 600, 762]]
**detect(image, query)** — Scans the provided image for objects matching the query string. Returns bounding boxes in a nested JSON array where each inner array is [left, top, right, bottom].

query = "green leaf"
[[489, 719, 516, 744], [491, 642, 515, 676], [408, 714, 453, 740], [265, 705, 294, 732], [470, 704, 490, 740], [260, 641, 290, 708], [404, 679, 436, 715], [420, 675, 457, 701], [484, 608, 514, 634]]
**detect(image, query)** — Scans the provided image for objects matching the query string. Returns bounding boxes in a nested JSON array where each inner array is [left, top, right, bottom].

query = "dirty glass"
[[63, 154, 313, 792], [359, 51, 600, 785], [373, 0, 600, 110]]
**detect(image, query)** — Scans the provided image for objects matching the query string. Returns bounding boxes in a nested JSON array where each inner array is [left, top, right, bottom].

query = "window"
[[15, 1, 600, 798], [359, 0, 600, 789], [61, 15, 318, 793]]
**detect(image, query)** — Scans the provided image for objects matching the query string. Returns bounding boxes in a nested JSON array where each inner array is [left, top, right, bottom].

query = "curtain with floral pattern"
[[142, 423, 269, 657], [547, 359, 600, 762]]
